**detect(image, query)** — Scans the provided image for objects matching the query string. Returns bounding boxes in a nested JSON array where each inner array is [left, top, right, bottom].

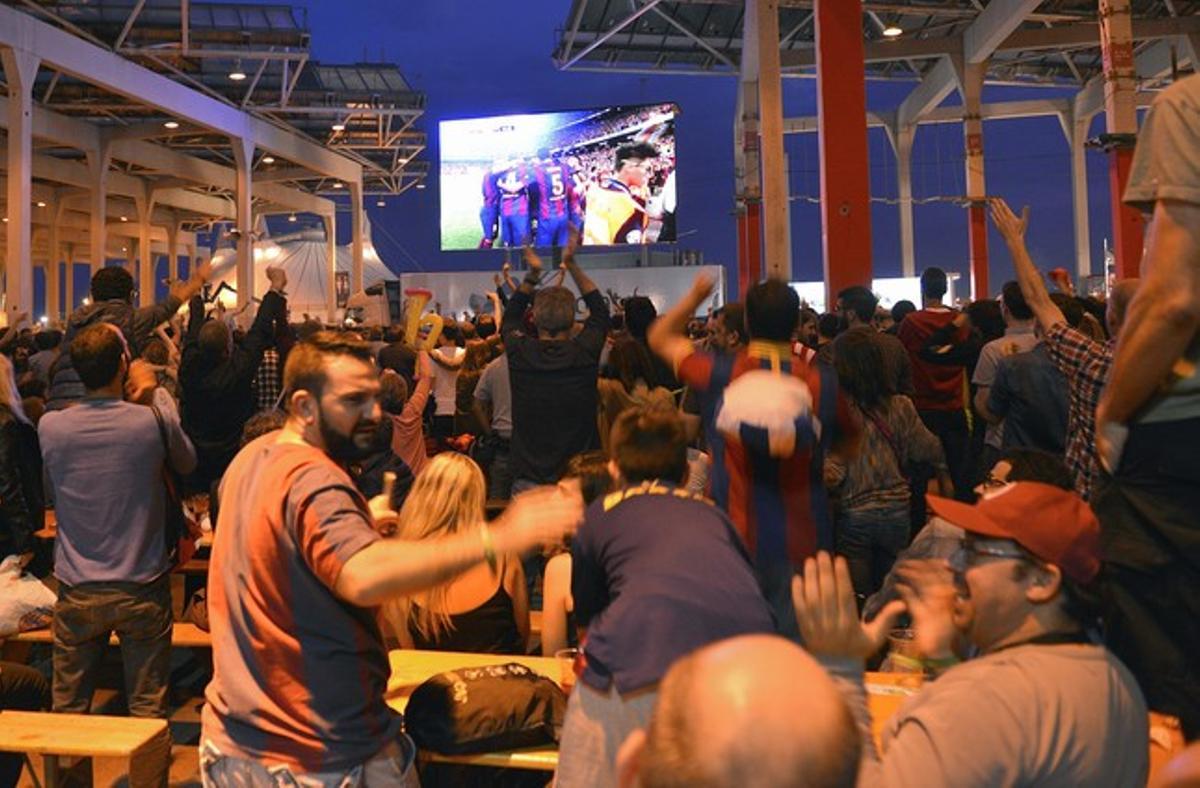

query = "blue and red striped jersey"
[[533, 160, 579, 221], [678, 342, 860, 568], [497, 164, 531, 218]]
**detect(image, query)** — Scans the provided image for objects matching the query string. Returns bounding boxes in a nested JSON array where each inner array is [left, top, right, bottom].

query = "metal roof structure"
[[2, 0, 428, 322], [555, 1, 1200, 86], [8, 0, 427, 198]]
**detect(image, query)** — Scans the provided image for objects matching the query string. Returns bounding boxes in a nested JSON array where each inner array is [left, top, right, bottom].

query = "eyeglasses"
[[949, 539, 1030, 572], [979, 473, 1010, 491]]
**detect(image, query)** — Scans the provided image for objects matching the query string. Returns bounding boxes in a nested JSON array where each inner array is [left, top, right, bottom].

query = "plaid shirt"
[[1044, 323, 1114, 500], [252, 348, 281, 412]]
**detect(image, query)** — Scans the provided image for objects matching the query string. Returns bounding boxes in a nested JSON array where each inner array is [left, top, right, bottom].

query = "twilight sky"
[[307, 0, 1119, 299]]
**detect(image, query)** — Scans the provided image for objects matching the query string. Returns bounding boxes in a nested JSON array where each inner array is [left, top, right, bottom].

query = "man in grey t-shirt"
[[1095, 73, 1200, 739], [795, 482, 1148, 787], [473, 353, 513, 499]]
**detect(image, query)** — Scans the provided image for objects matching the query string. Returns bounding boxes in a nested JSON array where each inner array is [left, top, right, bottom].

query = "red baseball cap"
[[927, 482, 1101, 584]]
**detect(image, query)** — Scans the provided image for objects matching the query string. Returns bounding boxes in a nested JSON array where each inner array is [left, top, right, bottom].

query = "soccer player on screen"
[[497, 160, 532, 248], [478, 161, 502, 248], [532, 148, 579, 248], [583, 142, 657, 246]]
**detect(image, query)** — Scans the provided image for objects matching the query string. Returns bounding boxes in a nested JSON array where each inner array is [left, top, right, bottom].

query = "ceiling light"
[[121, 246, 128, 252], [229, 60, 247, 81], [288, 213, 297, 222], [120, 215, 128, 222], [331, 121, 346, 132], [36, 201, 46, 208], [262, 155, 275, 164], [416, 183, 426, 190], [1, 217, 7, 223], [376, 199, 386, 207], [163, 120, 180, 129], [882, 25, 903, 38], [333, 181, 344, 189]]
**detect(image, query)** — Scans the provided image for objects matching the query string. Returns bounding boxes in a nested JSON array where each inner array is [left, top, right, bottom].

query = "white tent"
[[207, 217, 394, 318]]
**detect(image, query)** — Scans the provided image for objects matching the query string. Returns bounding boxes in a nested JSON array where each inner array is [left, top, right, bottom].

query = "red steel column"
[[1099, 0, 1143, 277], [746, 201, 763, 286], [815, 0, 872, 304]]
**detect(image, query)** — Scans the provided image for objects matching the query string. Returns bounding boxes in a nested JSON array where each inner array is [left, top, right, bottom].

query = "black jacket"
[[179, 291, 287, 491], [47, 295, 183, 410], [0, 406, 44, 559]]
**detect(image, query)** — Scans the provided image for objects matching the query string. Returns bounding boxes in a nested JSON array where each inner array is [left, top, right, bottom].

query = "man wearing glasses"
[[794, 481, 1148, 787]]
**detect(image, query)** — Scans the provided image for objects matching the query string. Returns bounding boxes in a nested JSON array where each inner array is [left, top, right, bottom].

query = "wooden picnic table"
[[384, 649, 920, 773]]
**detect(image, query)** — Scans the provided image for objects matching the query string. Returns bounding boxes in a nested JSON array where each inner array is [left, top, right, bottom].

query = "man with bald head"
[[616, 635, 858, 788], [989, 198, 1138, 500]]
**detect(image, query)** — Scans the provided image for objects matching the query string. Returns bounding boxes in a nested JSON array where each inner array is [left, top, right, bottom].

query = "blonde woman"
[[381, 453, 529, 654]]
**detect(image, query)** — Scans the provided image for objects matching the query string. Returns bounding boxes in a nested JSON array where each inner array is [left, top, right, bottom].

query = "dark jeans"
[[1092, 416, 1200, 739], [487, 445, 513, 501], [52, 574, 173, 718], [836, 506, 910, 603], [917, 408, 971, 501], [0, 661, 50, 785]]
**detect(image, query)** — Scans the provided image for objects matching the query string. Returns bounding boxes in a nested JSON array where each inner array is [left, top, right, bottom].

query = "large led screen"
[[439, 103, 678, 250]]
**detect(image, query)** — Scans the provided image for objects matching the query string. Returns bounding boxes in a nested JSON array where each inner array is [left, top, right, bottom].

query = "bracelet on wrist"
[[480, 524, 498, 572]]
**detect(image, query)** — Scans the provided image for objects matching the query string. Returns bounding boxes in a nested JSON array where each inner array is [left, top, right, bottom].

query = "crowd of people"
[[0, 73, 1198, 788]]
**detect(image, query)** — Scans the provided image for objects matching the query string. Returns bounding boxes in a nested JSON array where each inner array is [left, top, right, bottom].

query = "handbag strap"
[[861, 404, 906, 474], [149, 402, 170, 461]]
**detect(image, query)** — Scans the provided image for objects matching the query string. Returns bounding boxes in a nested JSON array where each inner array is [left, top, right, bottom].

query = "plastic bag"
[[0, 554, 56, 637]]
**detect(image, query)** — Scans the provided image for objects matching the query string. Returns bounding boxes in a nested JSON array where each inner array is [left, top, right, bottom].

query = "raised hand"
[[988, 198, 1030, 243], [125, 359, 158, 404], [892, 559, 961, 661], [266, 265, 288, 293], [792, 552, 906, 665], [522, 245, 544, 275], [492, 483, 584, 557]]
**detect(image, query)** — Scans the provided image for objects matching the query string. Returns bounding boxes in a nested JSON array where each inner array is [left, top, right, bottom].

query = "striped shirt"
[[202, 435, 398, 772], [677, 343, 859, 567]]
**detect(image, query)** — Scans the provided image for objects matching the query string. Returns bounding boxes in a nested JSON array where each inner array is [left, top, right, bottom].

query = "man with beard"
[[793, 482, 1148, 787], [200, 332, 584, 784]]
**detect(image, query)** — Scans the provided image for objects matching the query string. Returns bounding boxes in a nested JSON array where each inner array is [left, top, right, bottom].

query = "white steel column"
[[349, 180, 364, 295], [185, 241, 196, 281], [1060, 109, 1093, 279], [167, 217, 179, 285], [895, 124, 916, 277], [323, 213, 337, 322], [231, 137, 255, 308], [744, 0, 790, 280], [87, 141, 111, 274], [63, 242, 75, 313], [961, 60, 990, 300], [46, 198, 66, 320], [2, 47, 39, 318], [135, 186, 156, 306]]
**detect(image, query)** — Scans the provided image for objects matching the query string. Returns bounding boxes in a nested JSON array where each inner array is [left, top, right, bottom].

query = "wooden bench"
[[6, 621, 211, 649], [0, 710, 167, 787]]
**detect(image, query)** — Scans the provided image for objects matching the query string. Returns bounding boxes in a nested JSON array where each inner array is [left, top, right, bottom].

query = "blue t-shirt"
[[571, 480, 774, 694], [39, 388, 196, 585]]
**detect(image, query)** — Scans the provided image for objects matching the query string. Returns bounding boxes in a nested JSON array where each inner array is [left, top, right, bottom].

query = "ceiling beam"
[[0, 4, 362, 183], [0, 95, 334, 216], [896, 0, 1042, 127]]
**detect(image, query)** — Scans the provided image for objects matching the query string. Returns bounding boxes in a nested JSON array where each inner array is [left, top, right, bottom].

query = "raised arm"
[[648, 274, 715, 373], [561, 227, 597, 296], [335, 485, 582, 607], [989, 198, 1066, 332], [1099, 198, 1200, 427]]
